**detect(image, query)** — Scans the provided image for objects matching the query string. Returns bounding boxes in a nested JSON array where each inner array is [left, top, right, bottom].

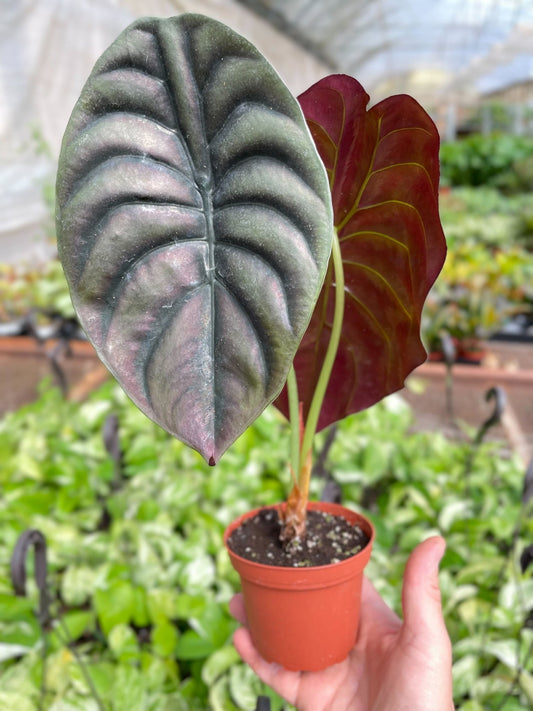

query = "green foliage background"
[[440, 134, 533, 192], [1, 130, 533, 709], [1, 380, 532, 710]]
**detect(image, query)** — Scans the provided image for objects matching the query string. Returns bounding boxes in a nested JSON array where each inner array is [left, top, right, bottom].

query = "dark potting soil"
[[227, 508, 369, 567]]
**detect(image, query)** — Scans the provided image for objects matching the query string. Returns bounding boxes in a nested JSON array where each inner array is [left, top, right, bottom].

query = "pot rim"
[[224, 501, 375, 586]]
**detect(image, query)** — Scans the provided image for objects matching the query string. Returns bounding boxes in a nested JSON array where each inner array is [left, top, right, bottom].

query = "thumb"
[[401, 537, 454, 710], [401, 536, 448, 640]]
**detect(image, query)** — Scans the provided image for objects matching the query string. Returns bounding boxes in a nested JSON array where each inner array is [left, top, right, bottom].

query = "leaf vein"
[[378, 125, 433, 142], [345, 289, 393, 352], [343, 261, 413, 321], [368, 161, 433, 187], [339, 230, 409, 253], [214, 201, 317, 267], [337, 113, 383, 231], [66, 154, 197, 205], [355, 199, 428, 262]]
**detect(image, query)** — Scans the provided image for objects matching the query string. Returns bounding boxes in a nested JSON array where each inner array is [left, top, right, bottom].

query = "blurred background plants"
[[2, 121, 533, 710], [0, 260, 74, 327], [0, 382, 532, 710], [4, 132, 533, 355], [423, 135, 533, 358], [439, 132, 533, 192]]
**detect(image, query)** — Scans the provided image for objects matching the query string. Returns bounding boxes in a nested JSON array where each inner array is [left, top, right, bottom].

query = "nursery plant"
[[2, 381, 533, 709], [55, 13, 446, 670], [0, 259, 75, 333]]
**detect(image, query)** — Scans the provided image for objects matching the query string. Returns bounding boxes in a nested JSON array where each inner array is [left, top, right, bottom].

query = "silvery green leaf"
[[57, 14, 333, 463]]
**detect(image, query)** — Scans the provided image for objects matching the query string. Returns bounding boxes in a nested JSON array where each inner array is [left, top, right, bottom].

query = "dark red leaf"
[[275, 74, 446, 430]]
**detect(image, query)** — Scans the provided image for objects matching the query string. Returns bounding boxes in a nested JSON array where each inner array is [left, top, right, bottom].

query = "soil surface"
[[227, 508, 369, 567]]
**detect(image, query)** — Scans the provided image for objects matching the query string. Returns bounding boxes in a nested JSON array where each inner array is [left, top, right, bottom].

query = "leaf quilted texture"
[[275, 74, 447, 430], [56, 15, 333, 463]]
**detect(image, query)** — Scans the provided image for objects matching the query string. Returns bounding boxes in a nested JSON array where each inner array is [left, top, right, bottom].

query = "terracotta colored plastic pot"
[[224, 501, 374, 671]]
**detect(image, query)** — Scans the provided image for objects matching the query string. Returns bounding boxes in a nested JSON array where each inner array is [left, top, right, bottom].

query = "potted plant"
[[0, 259, 77, 338], [55, 14, 446, 671], [0, 259, 104, 410], [422, 242, 525, 363]]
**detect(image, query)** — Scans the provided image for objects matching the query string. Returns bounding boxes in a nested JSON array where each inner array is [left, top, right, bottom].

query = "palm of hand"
[[230, 537, 454, 711]]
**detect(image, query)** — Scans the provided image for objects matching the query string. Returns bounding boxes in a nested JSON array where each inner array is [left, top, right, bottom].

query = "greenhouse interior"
[[1, 0, 533, 709]]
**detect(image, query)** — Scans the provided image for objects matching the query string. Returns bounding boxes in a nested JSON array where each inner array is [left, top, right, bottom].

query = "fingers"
[[401, 536, 451, 651], [229, 595, 289, 682], [232, 625, 300, 705], [233, 627, 280, 678], [401, 536, 454, 708], [229, 594, 300, 704], [359, 577, 400, 638], [229, 593, 247, 625]]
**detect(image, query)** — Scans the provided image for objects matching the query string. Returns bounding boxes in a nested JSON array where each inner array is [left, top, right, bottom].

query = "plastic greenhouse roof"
[[236, 0, 533, 104], [2, 0, 533, 264]]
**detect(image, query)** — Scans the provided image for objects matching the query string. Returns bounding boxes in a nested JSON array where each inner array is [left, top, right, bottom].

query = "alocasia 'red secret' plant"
[[56, 14, 445, 543]]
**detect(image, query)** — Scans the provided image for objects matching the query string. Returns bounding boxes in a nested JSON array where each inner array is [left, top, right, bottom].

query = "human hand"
[[229, 536, 454, 711]]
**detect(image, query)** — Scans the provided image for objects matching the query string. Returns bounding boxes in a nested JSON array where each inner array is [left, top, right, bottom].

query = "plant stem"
[[55, 615, 106, 711], [287, 364, 300, 480], [282, 229, 344, 541], [299, 229, 344, 489]]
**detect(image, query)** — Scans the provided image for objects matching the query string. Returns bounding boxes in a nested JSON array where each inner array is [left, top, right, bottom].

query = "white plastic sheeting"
[[1, 0, 133, 262], [239, 0, 533, 102], [3, 0, 533, 263], [0, 0, 327, 263]]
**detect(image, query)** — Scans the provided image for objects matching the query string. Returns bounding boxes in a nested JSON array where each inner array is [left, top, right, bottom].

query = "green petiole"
[[287, 229, 345, 489], [287, 364, 301, 480]]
